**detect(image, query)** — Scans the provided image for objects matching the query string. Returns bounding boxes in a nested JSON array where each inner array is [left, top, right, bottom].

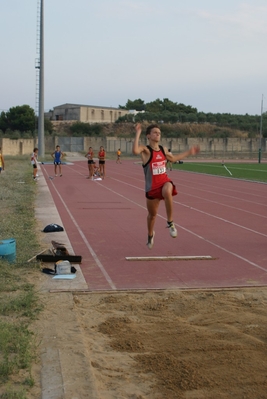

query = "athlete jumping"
[[133, 123, 200, 249]]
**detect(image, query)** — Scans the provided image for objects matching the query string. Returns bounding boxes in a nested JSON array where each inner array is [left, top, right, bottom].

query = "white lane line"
[[70, 165, 267, 219], [174, 200, 267, 238], [104, 178, 267, 272], [178, 224, 267, 273], [177, 175, 267, 201], [42, 168, 116, 290], [180, 192, 267, 219], [110, 176, 267, 238], [177, 181, 267, 206]]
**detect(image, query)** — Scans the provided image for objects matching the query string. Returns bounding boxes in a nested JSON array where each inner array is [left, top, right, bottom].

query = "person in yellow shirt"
[[0, 147, 5, 174], [116, 148, 122, 164]]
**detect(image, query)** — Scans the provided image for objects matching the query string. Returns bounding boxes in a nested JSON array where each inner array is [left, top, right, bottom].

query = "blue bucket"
[[0, 239, 16, 263]]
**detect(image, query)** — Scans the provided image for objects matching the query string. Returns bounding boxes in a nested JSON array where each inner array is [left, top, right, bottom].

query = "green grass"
[[172, 162, 267, 183], [0, 156, 42, 398]]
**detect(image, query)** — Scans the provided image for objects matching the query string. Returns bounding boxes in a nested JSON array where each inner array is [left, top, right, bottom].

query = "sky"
[[1, 0, 267, 116]]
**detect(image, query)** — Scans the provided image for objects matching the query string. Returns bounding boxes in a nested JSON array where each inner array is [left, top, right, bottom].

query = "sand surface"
[[31, 280, 267, 399]]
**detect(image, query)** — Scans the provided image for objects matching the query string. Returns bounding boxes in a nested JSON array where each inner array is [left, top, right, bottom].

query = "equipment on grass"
[[42, 260, 77, 275], [37, 254, 82, 263], [43, 224, 64, 233], [36, 240, 82, 263], [223, 164, 232, 176]]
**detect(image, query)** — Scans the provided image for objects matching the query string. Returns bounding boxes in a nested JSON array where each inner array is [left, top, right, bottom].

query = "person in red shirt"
[[98, 146, 106, 179], [133, 123, 200, 249]]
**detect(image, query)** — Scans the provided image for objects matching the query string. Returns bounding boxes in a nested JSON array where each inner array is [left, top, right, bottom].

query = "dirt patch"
[[33, 285, 267, 399]]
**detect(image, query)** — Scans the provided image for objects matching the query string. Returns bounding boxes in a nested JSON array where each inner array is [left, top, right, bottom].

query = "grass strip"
[[0, 156, 42, 398], [172, 162, 267, 182]]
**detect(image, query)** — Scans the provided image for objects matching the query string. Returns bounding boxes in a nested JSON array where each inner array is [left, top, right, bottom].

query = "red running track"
[[41, 159, 267, 291]]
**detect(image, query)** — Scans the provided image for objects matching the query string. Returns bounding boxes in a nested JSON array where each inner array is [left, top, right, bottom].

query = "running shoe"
[[167, 221, 177, 238], [147, 231, 155, 250]]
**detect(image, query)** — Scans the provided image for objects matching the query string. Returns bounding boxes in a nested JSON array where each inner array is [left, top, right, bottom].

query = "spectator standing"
[[85, 146, 94, 179], [98, 146, 106, 179], [0, 147, 5, 174], [51, 145, 64, 176], [31, 147, 39, 181]]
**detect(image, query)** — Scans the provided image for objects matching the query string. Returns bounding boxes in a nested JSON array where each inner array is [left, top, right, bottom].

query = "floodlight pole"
[[38, 0, 45, 157], [258, 94, 263, 164]]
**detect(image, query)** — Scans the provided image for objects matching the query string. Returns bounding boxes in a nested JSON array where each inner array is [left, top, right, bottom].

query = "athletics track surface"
[[40, 159, 267, 292]]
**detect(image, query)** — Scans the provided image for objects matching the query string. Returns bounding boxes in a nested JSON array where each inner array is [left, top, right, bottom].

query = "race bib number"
[[152, 161, 166, 175]]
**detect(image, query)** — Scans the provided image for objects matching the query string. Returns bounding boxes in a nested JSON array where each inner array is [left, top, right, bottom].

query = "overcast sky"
[[1, 0, 267, 115]]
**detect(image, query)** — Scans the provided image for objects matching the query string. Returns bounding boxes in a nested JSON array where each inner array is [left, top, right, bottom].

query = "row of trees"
[[119, 98, 197, 114], [0, 105, 53, 137], [0, 100, 266, 138], [118, 98, 267, 137]]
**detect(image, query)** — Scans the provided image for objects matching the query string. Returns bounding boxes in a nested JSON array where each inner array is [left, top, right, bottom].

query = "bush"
[[70, 122, 104, 136], [8, 130, 21, 139]]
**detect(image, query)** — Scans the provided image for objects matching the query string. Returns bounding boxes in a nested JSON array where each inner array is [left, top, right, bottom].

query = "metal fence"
[[58, 137, 84, 152]]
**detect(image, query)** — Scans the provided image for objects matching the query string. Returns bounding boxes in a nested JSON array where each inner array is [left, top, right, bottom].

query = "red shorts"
[[146, 182, 177, 200]]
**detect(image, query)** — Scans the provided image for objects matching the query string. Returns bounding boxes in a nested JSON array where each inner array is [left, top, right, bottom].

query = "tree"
[[197, 112, 207, 123], [162, 98, 179, 113], [146, 98, 164, 113], [120, 99, 145, 111], [70, 122, 103, 136], [186, 113, 198, 123], [44, 118, 54, 135], [176, 103, 197, 114], [5, 105, 35, 133], [0, 111, 8, 132]]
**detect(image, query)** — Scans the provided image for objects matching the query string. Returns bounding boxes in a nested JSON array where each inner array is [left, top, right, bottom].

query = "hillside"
[[51, 121, 250, 139]]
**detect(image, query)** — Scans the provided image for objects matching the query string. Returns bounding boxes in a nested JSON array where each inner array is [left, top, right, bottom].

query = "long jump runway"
[[40, 159, 267, 291]]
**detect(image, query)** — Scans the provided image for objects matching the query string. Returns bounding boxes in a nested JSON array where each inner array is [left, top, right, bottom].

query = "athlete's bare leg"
[[90, 164, 94, 178], [162, 182, 174, 223], [146, 198, 160, 237]]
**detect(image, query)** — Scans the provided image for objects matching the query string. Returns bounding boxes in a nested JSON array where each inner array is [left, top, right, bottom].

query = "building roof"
[[53, 103, 126, 111]]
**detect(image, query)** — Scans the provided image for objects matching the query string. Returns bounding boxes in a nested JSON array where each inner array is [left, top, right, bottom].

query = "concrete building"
[[46, 103, 129, 124]]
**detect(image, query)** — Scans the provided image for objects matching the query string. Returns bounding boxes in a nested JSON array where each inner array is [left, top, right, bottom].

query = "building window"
[[101, 110, 104, 121]]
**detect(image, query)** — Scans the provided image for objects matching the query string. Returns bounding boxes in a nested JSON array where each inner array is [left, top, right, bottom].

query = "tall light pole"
[[259, 94, 263, 164], [38, 0, 45, 157]]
